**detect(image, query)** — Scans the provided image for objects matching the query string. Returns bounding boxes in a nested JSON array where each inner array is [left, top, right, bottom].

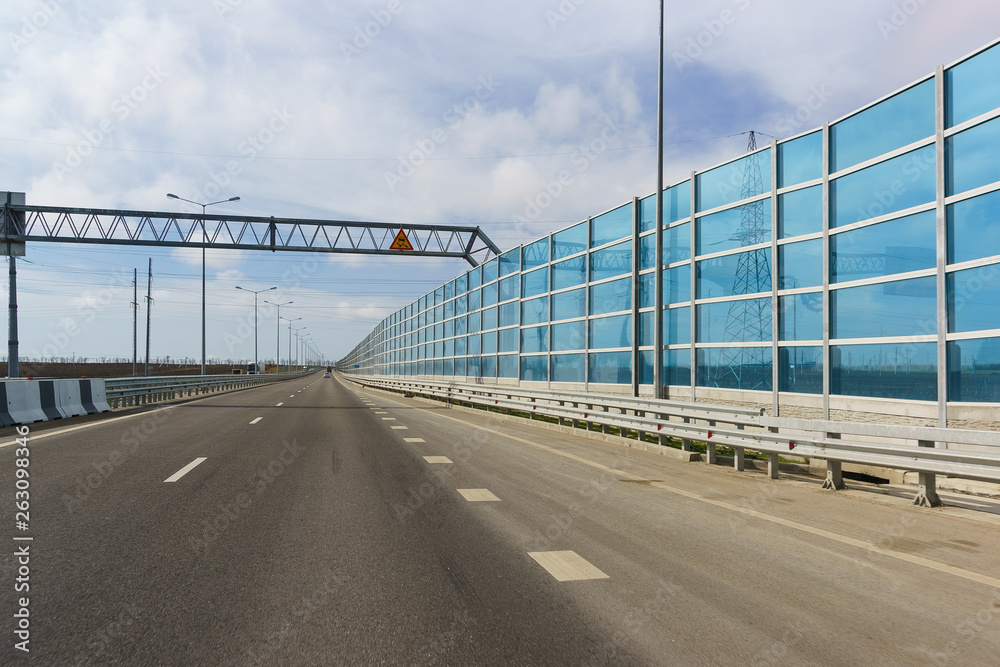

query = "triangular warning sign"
[[390, 228, 413, 250]]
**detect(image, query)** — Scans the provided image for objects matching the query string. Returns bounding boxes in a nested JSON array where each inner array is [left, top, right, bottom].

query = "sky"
[[2, 0, 999, 368]]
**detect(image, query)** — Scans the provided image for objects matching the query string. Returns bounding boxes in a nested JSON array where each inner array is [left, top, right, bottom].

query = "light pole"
[[281, 317, 301, 372], [265, 300, 292, 372], [166, 193, 240, 375], [235, 285, 276, 373], [293, 326, 306, 368]]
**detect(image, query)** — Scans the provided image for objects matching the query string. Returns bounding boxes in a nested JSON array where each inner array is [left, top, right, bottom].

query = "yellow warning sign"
[[390, 228, 413, 251]]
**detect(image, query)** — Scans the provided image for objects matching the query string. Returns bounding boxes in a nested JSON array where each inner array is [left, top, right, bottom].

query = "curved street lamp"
[[235, 285, 276, 373], [264, 300, 293, 372]]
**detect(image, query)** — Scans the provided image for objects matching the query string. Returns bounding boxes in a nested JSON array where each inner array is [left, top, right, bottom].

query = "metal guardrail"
[[104, 371, 314, 408], [343, 375, 1000, 508]]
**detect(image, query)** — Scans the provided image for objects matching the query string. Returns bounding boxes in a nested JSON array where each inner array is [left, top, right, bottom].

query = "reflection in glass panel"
[[665, 222, 692, 263], [468, 267, 481, 290], [639, 350, 653, 384], [520, 355, 548, 381], [499, 302, 519, 328], [522, 267, 549, 298], [779, 238, 823, 288], [552, 321, 585, 351], [778, 185, 822, 238], [831, 210, 936, 282], [468, 288, 481, 311], [946, 116, 1000, 196], [454, 357, 467, 377], [591, 204, 633, 247], [948, 337, 1000, 402], [468, 310, 481, 333], [696, 149, 771, 212], [499, 249, 519, 277], [830, 146, 935, 227], [498, 328, 518, 353], [481, 330, 497, 354], [552, 353, 585, 382], [664, 264, 692, 304], [482, 258, 498, 284], [665, 306, 691, 345], [481, 355, 497, 378], [433, 360, 443, 376], [552, 255, 587, 290], [639, 311, 654, 347], [948, 189, 1000, 264], [434, 286, 444, 304], [455, 316, 467, 335], [639, 272, 654, 308], [640, 234, 656, 271], [640, 182, 692, 232], [665, 348, 692, 386], [697, 250, 771, 298], [778, 293, 824, 341], [467, 357, 480, 377], [552, 288, 586, 321], [831, 277, 936, 338], [696, 347, 773, 391], [443, 319, 454, 338], [591, 241, 632, 281], [454, 336, 466, 355], [456, 274, 467, 294], [522, 238, 549, 271], [444, 281, 454, 301], [482, 306, 498, 331], [946, 43, 1000, 128], [832, 343, 936, 400], [499, 275, 520, 302], [589, 351, 632, 384], [948, 264, 1000, 332], [779, 346, 823, 394], [455, 294, 467, 316], [552, 221, 587, 260], [831, 80, 934, 172], [444, 300, 454, 320], [590, 315, 631, 349], [697, 201, 772, 254], [521, 296, 549, 326], [697, 298, 772, 343], [777, 131, 822, 188], [468, 333, 481, 355], [521, 326, 548, 354], [590, 277, 631, 315], [498, 354, 518, 378]]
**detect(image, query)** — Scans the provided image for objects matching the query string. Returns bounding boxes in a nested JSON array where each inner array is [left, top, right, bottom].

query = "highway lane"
[[1, 372, 999, 664]]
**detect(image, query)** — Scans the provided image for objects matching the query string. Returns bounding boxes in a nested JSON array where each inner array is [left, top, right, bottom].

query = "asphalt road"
[[2, 372, 1000, 665]]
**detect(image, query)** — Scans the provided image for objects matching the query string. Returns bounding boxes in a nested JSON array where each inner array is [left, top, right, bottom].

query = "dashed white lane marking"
[[289, 395, 295, 398], [249, 417, 263, 424], [276, 402, 284, 407], [164, 457, 207, 483], [391, 426, 408, 430], [423, 456, 452, 464], [403, 438, 425, 443], [457, 489, 500, 502], [375, 411, 388, 414], [381, 417, 396, 421], [528, 551, 609, 582]]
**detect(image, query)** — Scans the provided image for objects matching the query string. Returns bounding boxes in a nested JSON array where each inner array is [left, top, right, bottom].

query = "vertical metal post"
[[653, 0, 665, 400], [631, 197, 641, 397], [254, 292, 258, 373], [770, 140, 780, 416], [145, 258, 152, 376], [821, 122, 832, 419], [7, 254, 17, 378], [689, 173, 698, 401], [202, 220, 206, 376], [934, 65, 948, 427], [132, 268, 137, 377]]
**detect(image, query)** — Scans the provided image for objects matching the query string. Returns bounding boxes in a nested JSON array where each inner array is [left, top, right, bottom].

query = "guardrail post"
[[681, 416, 692, 451], [767, 427, 780, 479], [706, 420, 717, 464], [734, 424, 745, 471], [658, 413, 668, 447], [821, 433, 846, 490], [914, 440, 943, 507]]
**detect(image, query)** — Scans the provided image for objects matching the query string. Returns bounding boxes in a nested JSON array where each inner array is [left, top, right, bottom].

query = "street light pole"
[[235, 285, 276, 373], [166, 193, 240, 375], [282, 317, 301, 372], [265, 300, 292, 372]]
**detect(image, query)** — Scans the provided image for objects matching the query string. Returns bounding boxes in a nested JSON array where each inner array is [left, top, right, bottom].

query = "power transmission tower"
[[144, 259, 153, 376], [711, 132, 772, 389]]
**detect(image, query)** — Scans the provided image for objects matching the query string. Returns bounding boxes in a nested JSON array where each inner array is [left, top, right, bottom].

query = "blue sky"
[[2, 0, 999, 366]]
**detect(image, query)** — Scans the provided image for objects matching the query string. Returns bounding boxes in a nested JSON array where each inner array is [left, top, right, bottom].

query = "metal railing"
[[105, 370, 315, 408], [343, 375, 1000, 508]]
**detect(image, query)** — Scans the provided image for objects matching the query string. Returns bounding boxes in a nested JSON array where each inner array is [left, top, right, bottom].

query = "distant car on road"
[[323, 371, 331, 378]]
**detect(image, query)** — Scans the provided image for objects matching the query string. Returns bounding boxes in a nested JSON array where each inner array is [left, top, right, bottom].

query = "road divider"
[[1, 379, 111, 426]]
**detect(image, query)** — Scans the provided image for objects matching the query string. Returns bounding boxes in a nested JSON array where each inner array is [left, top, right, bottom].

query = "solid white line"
[[0, 405, 179, 449], [424, 456, 452, 464], [164, 457, 207, 483], [528, 551, 609, 581], [457, 489, 500, 502], [403, 438, 425, 443], [250, 417, 262, 424]]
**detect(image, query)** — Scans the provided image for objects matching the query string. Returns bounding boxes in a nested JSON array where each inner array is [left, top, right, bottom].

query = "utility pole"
[[144, 259, 153, 376], [131, 268, 138, 376]]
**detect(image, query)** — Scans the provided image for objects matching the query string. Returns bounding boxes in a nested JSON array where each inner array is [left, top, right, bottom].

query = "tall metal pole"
[[7, 255, 17, 378], [653, 0, 666, 399], [144, 258, 152, 376], [132, 268, 137, 377], [253, 291, 258, 373]]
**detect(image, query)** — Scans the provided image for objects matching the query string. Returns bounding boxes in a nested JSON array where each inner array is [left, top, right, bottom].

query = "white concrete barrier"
[[1, 379, 110, 426]]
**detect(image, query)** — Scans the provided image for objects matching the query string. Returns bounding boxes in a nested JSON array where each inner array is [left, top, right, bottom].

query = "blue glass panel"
[[444, 300, 454, 319], [640, 234, 656, 271], [434, 341, 442, 358], [521, 326, 548, 354], [522, 238, 549, 270], [697, 149, 771, 212], [831, 277, 937, 338], [830, 210, 936, 282], [696, 347, 773, 390], [779, 238, 823, 289], [697, 201, 772, 254], [552, 221, 587, 260], [443, 339, 453, 357], [778, 292, 824, 341], [433, 360, 443, 375], [552, 320, 585, 351], [639, 350, 653, 384], [552, 288, 586, 321], [640, 181, 692, 231], [499, 249, 519, 277], [482, 281, 498, 307], [664, 264, 692, 304], [456, 316, 468, 335], [665, 306, 691, 345], [481, 330, 497, 354], [454, 357, 467, 376], [434, 305, 443, 323], [948, 189, 1000, 264], [468, 333, 481, 355], [831, 80, 934, 172], [455, 294, 467, 316], [521, 296, 549, 325], [522, 266, 549, 297], [456, 274, 467, 294], [499, 274, 520, 302], [778, 185, 822, 238], [831, 146, 936, 227], [520, 355, 548, 382], [434, 285, 444, 304], [591, 241, 632, 281], [948, 264, 1000, 332], [444, 281, 454, 301], [468, 288, 481, 312], [779, 346, 823, 394], [832, 343, 936, 400], [665, 223, 691, 263], [590, 277, 631, 315], [468, 267, 481, 290], [498, 354, 518, 378], [946, 116, 1000, 196], [591, 204, 632, 247], [590, 315, 631, 349], [467, 357, 480, 377], [481, 355, 497, 378], [552, 255, 586, 291], [482, 306, 498, 330], [552, 353, 585, 382], [946, 43, 1000, 128], [482, 258, 498, 284], [639, 272, 654, 309], [697, 250, 771, 298], [778, 131, 822, 188], [639, 311, 654, 347], [454, 336, 466, 356], [468, 310, 481, 333], [589, 351, 631, 384], [697, 298, 772, 343], [499, 302, 519, 328], [443, 319, 454, 338], [949, 337, 1000, 402], [665, 348, 692, 386], [498, 327, 518, 353]]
